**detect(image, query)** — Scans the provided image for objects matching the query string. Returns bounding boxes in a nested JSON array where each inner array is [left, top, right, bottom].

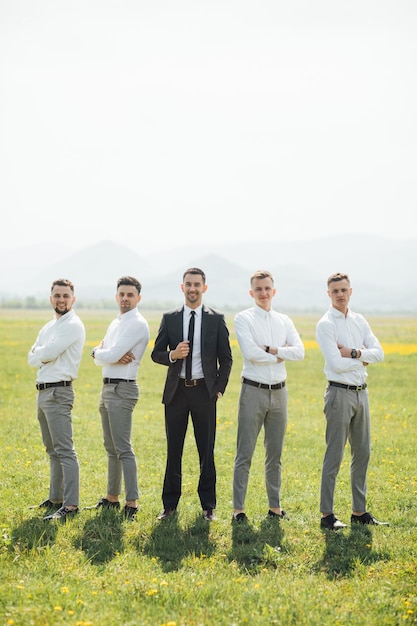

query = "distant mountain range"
[[1, 236, 416, 313]]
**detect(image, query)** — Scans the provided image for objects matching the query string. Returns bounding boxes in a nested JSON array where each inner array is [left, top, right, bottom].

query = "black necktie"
[[186, 310, 195, 381]]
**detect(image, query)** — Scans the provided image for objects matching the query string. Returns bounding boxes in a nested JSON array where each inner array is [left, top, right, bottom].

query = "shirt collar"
[[254, 303, 273, 318], [55, 309, 75, 322], [329, 305, 350, 319], [184, 304, 202, 318], [117, 307, 137, 320]]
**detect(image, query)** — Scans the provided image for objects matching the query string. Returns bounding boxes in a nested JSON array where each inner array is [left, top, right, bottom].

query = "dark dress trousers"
[[151, 305, 232, 510]]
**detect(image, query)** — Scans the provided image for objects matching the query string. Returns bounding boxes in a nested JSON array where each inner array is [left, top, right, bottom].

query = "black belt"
[[242, 377, 286, 390], [181, 378, 206, 388], [103, 378, 136, 384], [329, 381, 367, 391], [36, 381, 72, 391]]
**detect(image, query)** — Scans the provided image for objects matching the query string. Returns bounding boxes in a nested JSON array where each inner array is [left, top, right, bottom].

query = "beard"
[[54, 306, 70, 316]]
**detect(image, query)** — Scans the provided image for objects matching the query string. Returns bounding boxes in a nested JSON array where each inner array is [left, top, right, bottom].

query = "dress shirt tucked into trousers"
[[28, 309, 85, 507], [233, 304, 304, 511], [316, 305, 384, 514], [94, 307, 150, 502]]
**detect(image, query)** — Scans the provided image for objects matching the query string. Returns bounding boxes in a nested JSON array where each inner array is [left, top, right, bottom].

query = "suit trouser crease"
[[163, 383, 216, 510], [37, 386, 79, 506], [99, 382, 139, 501], [233, 384, 288, 510], [320, 386, 371, 514]]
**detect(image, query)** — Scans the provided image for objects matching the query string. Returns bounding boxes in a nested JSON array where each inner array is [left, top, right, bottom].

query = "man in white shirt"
[[232, 270, 304, 523], [91, 276, 150, 519], [28, 279, 85, 522], [316, 272, 388, 530]]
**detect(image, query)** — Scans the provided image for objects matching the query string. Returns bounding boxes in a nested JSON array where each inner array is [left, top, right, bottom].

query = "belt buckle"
[[184, 379, 196, 387]]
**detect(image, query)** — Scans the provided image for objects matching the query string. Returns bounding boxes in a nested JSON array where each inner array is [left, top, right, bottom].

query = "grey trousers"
[[37, 386, 79, 507], [99, 381, 139, 501], [233, 383, 288, 510], [320, 385, 371, 514]]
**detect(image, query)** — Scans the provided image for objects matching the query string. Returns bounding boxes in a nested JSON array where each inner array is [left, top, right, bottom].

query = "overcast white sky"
[[1, 0, 416, 256]]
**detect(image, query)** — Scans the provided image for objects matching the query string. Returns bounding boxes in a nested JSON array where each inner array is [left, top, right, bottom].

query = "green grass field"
[[1, 310, 416, 626]]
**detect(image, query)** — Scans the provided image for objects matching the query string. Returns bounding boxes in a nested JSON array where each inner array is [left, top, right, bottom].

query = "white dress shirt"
[[316, 306, 384, 386], [234, 304, 304, 385], [94, 307, 150, 379], [28, 310, 85, 383], [180, 305, 204, 379]]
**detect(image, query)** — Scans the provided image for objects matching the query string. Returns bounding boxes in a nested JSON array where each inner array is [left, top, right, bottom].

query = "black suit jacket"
[[151, 305, 233, 404]]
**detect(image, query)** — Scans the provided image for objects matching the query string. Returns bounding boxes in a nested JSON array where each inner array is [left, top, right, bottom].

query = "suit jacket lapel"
[[174, 306, 185, 345], [201, 305, 211, 355]]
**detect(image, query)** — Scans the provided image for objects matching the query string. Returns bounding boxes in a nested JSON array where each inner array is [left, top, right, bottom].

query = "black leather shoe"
[[232, 512, 248, 523], [268, 509, 289, 520], [351, 512, 389, 526], [30, 499, 63, 510], [44, 506, 79, 522], [123, 504, 138, 519], [157, 508, 176, 520], [95, 497, 120, 509], [320, 513, 347, 530]]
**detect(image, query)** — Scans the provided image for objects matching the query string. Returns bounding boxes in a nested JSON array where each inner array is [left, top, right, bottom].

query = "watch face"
[[351, 349, 357, 358]]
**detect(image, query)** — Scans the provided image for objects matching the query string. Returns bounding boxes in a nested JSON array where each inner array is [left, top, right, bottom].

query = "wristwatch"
[[351, 349, 358, 359]]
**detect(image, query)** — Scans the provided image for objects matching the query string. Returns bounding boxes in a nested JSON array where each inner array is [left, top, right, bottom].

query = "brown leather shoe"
[[157, 508, 177, 520], [203, 509, 217, 521]]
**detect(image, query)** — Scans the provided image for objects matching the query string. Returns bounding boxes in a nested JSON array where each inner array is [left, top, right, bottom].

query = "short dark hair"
[[51, 279, 74, 293], [250, 270, 274, 286], [117, 276, 142, 293], [182, 267, 206, 284], [327, 272, 350, 287]]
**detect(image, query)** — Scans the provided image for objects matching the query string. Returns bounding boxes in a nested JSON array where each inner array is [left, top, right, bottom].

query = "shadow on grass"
[[315, 524, 391, 579], [74, 508, 124, 565], [141, 513, 215, 572], [228, 516, 288, 574], [10, 515, 58, 554]]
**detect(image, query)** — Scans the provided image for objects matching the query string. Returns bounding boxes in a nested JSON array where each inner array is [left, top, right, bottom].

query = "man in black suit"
[[151, 267, 233, 521]]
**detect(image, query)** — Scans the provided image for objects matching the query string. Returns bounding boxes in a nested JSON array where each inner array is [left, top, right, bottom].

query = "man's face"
[[181, 273, 207, 308], [50, 285, 75, 316], [116, 284, 141, 313], [250, 277, 276, 311], [327, 279, 352, 312]]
